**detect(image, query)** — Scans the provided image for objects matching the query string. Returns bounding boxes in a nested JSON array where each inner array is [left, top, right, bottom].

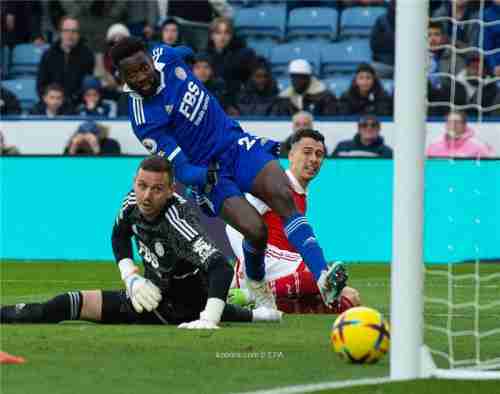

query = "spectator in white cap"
[[270, 59, 337, 116], [101, 24, 131, 93]]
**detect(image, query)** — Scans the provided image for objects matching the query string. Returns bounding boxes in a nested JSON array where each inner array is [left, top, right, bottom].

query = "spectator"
[[237, 58, 279, 116], [159, 18, 183, 47], [483, 1, 500, 78], [126, 0, 159, 41], [432, 0, 480, 49], [30, 83, 74, 117], [37, 16, 95, 105], [64, 121, 121, 156], [370, 0, 396, 78], [280, 111, 315, 158], [102, 24, 131, 94], [76, 77, 115, 118], [0, 130, 20, 155], [338, 63, 393, 116], [270, 59, 337, 116], [428, 21, 466, 77], [205, 17, 257, 94], [0, 1, 44, 48], [426, 110, 493, 158], [456, 52, 499, 117], [60, 1, 127, 53], [332, 114, 393, 158], [0, 87, 22, 115], [191, 53, 238, 115]]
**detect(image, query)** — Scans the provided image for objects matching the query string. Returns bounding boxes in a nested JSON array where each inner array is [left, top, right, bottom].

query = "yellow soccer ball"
[[330, 306, 390, 364]]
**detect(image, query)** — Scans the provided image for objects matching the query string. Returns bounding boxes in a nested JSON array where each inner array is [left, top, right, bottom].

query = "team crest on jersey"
[[175, 66, 187, 81], [165, 104, 173, 114], [154, 241, 165, 257], [142, 138, 157, 154]]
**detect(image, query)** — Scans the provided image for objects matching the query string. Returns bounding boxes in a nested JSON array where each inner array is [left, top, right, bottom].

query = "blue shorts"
[[207, 134, 279, 216]]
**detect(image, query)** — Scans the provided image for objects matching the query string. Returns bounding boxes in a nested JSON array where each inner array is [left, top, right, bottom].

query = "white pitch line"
[[232, 377, 392, 394]]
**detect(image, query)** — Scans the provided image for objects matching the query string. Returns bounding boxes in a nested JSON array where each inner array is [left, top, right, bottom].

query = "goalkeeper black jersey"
[[111, 191, 225, 292]]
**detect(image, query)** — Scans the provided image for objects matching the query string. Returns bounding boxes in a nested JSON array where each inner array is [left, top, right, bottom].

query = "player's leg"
[[251, 160, 348, 302], [0, 290, 93, 323], [221, 303, 282, 323], [219, 196, 278, 309], [220, 195, 267, 282]]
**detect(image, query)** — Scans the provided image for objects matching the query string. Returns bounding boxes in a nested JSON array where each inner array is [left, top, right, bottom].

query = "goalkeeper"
[[0, 156, 280, 329]]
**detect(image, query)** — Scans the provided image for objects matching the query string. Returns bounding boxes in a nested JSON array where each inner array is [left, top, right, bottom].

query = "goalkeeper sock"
[[43, 292, 82, 323], [242, 240, 265, 282], [0, 292, 82, 323], [283, 213, 327, 281]]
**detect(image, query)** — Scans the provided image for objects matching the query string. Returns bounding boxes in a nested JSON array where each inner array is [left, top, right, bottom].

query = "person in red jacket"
[[226, 129, 361, 314]]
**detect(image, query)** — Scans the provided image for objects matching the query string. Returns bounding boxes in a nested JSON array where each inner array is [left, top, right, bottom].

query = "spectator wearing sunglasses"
[[332, 114, 393, 158]]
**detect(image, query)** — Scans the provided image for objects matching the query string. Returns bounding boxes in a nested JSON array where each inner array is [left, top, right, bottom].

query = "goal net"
[[423, 0, 500, 375]]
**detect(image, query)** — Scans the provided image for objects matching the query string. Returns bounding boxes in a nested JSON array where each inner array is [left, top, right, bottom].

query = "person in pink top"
[[427, 111, 494, 158]]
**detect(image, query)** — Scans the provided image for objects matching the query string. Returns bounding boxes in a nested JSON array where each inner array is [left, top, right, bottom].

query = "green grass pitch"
[[1, 262, 499, 394]]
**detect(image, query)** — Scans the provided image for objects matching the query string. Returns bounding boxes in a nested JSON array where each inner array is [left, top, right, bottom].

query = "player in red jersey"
[[226, 129, 361, 313]]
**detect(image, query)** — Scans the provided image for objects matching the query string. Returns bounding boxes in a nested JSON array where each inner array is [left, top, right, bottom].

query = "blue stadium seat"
[[320, 39, 372, 76], [1, 46, 11, 76], [323, 76, 353, 97], [381, 78, 394, 94], [9, 44, 48, 77], [287, 7, 338, 42], [270, 42, 321, 77], [246, 38, 275, 59], [234, 5, 287, 42], [340, 6, 386, 38], [1, 78, 38, 112], [277, 76, 291, 92]]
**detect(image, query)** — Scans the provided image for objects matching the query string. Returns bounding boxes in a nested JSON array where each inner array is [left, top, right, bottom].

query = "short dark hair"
[[43, 83, 64, 96], [446, 110, 467, 123], [110, 36, 147, 68], [290, 128, 326, 149], [138, 156, 174, 185], [429, 21, 445, 34]]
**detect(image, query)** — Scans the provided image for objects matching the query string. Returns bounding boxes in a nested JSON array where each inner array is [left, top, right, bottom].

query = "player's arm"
[[132, 118, 213, 191], [166, 199, 233, 329], [111, 195, 162, 313]]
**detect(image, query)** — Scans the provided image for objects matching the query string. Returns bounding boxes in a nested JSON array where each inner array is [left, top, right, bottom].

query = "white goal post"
[[391, 0, 500, 381]]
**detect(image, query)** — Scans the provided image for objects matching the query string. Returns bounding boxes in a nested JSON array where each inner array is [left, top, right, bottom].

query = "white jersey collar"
[[123, 61, 166, 98], [286, 169, 307, 195]]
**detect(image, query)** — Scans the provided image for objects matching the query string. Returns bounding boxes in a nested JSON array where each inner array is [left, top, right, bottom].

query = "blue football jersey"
[[126, 44, 244, 167]]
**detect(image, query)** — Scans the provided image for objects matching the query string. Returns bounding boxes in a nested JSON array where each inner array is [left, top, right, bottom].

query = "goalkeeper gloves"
[[317, 261, 348, 308], [178, 298, 225, 330], [119, 258, 162, 313]]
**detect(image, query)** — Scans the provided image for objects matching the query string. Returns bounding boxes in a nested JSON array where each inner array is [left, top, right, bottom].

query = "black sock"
[[1, 292, 84, 324], [221, 303, 252, 323], [42, 291, 82, 323]]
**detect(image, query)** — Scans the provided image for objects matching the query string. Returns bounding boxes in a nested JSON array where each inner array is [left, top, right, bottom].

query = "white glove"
[[124, 274, 162, 313], [178, 298, 225, 330], [178, 319, 220, 329]]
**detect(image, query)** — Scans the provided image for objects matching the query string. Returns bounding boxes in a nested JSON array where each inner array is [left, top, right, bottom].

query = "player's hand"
[[317, 261, 348, 308], [203, 161, 220, 195], [178, 298, 225, 329], [124, 274, 162, 313], [186, 187, 218, 217], [178, 319, 220, 330]]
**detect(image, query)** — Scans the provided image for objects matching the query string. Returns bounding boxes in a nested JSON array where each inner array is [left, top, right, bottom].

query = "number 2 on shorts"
[[238, 136, 257, 151]]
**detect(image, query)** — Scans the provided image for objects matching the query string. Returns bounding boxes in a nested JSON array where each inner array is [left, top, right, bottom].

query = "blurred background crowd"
[[1, 0, 499, 157]]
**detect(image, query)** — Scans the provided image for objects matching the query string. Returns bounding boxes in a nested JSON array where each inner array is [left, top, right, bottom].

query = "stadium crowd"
[[1, 0, 499, 157]]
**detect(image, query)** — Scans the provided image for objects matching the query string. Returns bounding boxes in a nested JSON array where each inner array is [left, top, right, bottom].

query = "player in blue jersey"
[[110, 37, 348, 321]]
